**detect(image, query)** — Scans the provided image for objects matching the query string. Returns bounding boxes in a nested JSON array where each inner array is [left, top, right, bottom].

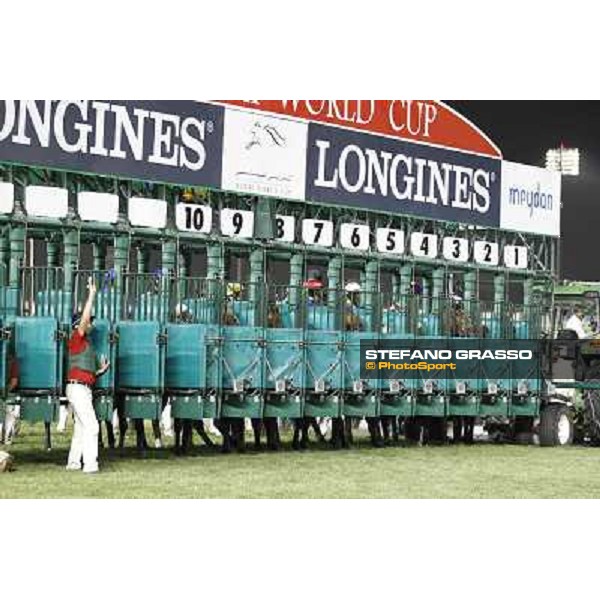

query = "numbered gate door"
[[14, 317, 61, 422], [377, 332, 416, 417], [380, 307, 415, 416], [304, 330, 343, 418], [510, 340, 542, 418], [264, 328, 305, 419], [165, 324, 216, 420], [220, 325, 265, 419], [447, 338, 480, 418], [89, 319, 116, 421], [343, 332, 379, 418], [117, 321, 163, 420], [479, 340, 511, 418]]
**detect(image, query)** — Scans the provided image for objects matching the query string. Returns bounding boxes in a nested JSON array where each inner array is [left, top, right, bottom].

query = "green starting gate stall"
[[0, 99, 568, 447], [165, 277, 218, 421]]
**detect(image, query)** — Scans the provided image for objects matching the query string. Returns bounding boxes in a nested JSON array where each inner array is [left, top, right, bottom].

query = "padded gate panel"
[[263, 328, 304, 419], [117, 321, 161, 390], [221, 326, 264, 390], [378, 333, 415, 417], [305, 331, 343, 391], [15, 317, 59, 390], [165, 324, 208, 390], [447, 337, 480, 417], [264, 329, 304, 391], [343, 332, 379, 417], [304, 331, 343, 417]]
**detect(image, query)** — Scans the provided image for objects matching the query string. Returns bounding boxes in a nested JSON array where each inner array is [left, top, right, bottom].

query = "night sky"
[[447, 101, 600, 281]]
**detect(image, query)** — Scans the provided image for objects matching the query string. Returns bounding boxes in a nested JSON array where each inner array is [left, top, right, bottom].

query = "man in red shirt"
[[66, 277, 109, 474]]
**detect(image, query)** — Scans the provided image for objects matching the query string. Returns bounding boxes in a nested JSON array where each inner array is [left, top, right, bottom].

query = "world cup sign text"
[[214, 100, 502, 158]]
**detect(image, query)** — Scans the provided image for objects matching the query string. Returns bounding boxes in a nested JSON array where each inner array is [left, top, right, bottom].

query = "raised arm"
[[77, 277, 97, 336]]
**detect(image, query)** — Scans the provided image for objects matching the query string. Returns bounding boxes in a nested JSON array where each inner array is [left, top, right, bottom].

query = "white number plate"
[[473, 241, 499, 266], [504, 245, 528, 269], [275, 215, 295, 243], [302, 219, 334, 247], [340, 224, 370, 251], [410, 233, 438, 258], [176, 204, 212, 234], [376, 228, 405, 254], [129, 197, 167, 228], [221, 208, 254, 238], [442, 237, 469, 262]]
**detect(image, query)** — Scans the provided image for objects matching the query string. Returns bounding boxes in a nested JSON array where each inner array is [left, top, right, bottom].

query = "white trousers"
[[2, 405, 21, 443], [57, 404, 72, 433], [66, 384, 99, 472]]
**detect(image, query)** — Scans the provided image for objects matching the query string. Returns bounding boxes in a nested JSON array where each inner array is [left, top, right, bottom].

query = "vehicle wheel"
[[539, 404, 574, 447]]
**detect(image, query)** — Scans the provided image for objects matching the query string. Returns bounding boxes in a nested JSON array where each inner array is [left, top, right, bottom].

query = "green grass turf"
[[2, 423, 600, 498]]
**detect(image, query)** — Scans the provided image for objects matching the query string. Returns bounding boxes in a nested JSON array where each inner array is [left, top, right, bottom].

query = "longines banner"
[[0, 100, 224, 187], [305, 122, 502, 228], [0, 100, 560, 236]]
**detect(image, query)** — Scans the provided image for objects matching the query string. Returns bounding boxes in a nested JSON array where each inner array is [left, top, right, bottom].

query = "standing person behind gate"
[[65, 277, 110, 474], [564, 306, 589, 339]]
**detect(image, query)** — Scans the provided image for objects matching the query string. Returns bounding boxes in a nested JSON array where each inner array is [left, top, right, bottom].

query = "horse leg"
[[216, 418, 232, 454], [152, 419, 162, 449], [174, 418, 183, 454], [392, 417, 400, 444], [182, 422, 193, 454], [44, 422, 52, 451], [134, 419, 148, 451], [464, 417, 475, 444], [251, 418, 263, 451], [265, 418, 280, 451], [118, 416, 128, 452], [367, 417, 384, 448], [233, 419, 246, 453], [331, 418, 344, 450], [310, 417, 326, 443], [292, 419, 301, 450], [193, 420, 215, 448], [344, 417, 352, 448]]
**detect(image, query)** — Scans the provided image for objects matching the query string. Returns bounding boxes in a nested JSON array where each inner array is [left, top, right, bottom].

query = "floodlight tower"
[[546, 146, 580, 176], [545, 145, 580, 281]]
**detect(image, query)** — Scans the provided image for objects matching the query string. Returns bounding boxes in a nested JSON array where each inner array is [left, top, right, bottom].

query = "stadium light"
[[546, 147, 580, 176]]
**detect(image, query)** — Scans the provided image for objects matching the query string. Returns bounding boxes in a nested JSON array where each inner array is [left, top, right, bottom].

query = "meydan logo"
[[508, 183, 553, 217]]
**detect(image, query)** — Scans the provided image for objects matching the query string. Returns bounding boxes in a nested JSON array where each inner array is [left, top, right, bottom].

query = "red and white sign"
[[213, 100, 501, 158]]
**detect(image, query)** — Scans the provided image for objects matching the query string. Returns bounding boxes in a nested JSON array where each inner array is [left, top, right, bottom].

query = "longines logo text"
[[0, 100, 209, 171], [314, 139, 492, 214]]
